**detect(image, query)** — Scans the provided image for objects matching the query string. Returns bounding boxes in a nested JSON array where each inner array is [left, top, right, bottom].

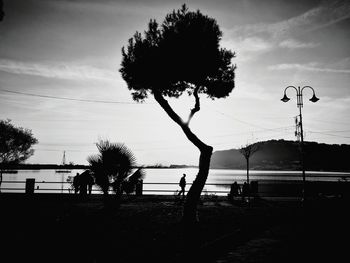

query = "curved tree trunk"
[[183, 146, 212, 224], [154, 91, 213, 224]]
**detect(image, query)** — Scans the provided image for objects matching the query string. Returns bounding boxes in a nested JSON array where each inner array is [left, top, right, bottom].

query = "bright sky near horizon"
[[1, 0, 350, 166]]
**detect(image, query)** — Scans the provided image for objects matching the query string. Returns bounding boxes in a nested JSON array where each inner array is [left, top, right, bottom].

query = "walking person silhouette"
[[178, 174, 186, 197]]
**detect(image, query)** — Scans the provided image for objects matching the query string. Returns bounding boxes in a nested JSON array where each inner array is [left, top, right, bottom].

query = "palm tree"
[[87, 140, 142, 201]]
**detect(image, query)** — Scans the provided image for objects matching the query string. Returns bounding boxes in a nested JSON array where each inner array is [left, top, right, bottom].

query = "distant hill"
[[210, 139, 350, 172]]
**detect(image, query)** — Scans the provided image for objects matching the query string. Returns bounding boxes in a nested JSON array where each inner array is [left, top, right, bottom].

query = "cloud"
[[221, 36, 274, 61], [279, 39, 319, 49], [330, 57, 350, 69], [314, 96, 350, 111], [235, 37, 273, 52], [47, 0, 165, 18], [268, 62, 350, 74], [231, 0, 350, 39], [0, 59, 116, 81], [224, 0, 350, 58]]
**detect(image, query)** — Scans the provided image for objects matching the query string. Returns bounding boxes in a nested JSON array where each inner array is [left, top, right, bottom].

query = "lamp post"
[[281, 86, 319, 202]]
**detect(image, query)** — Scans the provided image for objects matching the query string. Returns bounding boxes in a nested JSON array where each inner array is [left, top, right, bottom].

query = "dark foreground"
[[1, 193, 349, 263]]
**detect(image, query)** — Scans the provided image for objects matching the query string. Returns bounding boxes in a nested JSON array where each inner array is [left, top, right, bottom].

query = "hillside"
[[210, 139, 350, 172]]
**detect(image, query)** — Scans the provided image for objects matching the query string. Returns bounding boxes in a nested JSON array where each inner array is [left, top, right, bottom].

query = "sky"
[[0, 0, 350, 166]]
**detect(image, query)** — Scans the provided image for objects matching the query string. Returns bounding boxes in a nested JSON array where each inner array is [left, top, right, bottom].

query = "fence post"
[[136, 180, 143, 196], [25, 178, 35, 195], [250, 181, 258, 198]]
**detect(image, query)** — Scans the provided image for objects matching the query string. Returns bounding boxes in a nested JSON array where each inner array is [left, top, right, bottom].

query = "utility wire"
[[209, 126, 294, 140], [310, 118, 350, 126], [35, 125, 295, 149], [2, 88, 296, 130], [35, 130, 294, 153], [307, 130, 350, 139], [309, 129, 350, 133], [206, 105, 295, 131], [0, 89, 146, 105], [210, 108, 265, 129]]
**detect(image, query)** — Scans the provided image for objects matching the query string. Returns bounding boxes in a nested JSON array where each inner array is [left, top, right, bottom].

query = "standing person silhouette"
[[79, 170, 91, 196], [178, 174, 186, 197], [87, 172, 94, 195], [229, 181, 241, 202], [73, 173, 80, 194]]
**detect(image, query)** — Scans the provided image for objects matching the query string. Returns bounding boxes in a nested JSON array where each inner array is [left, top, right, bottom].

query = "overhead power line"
[[310, 129, 350, 133], [209, 125, 294, 138], [0, 89, 145, 105], [207, 106, 296, 132], [210, 108, 265, 129], [311, 118, 350, 126], [308, 130, 350, 139]]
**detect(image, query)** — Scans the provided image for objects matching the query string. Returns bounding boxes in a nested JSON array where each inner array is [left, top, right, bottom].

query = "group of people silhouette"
[[73, 170, 94, 195], [228, 181, 250, 202], [70, 171, 252, 201], [176, 175, 251, 203]]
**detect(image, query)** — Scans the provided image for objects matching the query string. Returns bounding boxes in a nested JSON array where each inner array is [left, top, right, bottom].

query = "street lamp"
[[281, 86, 319, 202]]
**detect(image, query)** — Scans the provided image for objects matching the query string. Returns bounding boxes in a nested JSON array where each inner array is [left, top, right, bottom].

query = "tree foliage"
[[0, 0, 4, 21], [120, 5, 235, 224], [120, 4, 235, 102], [0, 119, 38, 166]]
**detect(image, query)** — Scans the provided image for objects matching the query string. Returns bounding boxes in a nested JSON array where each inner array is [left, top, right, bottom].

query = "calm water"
[[1, 168, 350, 195]]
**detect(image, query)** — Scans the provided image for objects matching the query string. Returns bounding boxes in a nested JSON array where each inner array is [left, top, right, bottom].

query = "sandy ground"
[[1, 193, 349, 263]]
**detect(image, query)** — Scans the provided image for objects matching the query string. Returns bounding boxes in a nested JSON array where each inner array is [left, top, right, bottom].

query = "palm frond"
[[88, 139, 139, 195]]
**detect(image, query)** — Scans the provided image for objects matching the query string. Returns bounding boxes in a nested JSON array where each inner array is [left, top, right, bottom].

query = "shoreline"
[[2, 164, 350, 173]]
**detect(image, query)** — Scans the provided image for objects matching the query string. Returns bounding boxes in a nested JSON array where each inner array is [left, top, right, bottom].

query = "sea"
[[1, 168, 350, 196]]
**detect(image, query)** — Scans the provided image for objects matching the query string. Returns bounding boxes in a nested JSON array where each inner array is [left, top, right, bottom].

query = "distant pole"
[[61, 151, 65, 193], [298, 96, 306, 201], [281, 86, 319, 202], [62, 151, 66, 165], [25, 178, 35, 195]]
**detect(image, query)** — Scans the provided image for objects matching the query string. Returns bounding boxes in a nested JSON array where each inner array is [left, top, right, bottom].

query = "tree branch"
[[187, 86, 201, 125], [153, 90, 209, 151], [153, 90, 185, 127], [240, 143, 260, 160]]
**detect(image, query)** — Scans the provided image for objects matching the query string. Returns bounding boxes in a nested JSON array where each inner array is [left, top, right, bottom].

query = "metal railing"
[[0, 181, 230, 194], [1, 177, 350, 199]]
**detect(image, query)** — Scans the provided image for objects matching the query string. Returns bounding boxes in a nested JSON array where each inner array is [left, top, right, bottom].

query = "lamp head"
[[281, 94, 290, 102], [309, 94, 319, 103]]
